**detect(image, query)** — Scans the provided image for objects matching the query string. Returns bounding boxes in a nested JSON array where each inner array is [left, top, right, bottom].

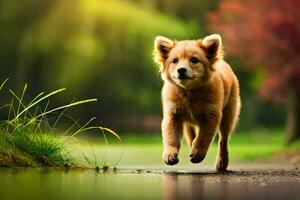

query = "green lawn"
[[71, 129, 297, 167]]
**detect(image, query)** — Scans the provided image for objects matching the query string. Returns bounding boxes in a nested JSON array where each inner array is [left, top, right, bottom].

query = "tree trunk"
[[286, 85, 300, 144]]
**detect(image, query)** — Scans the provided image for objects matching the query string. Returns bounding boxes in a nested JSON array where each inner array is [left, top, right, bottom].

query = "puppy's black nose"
[[177, 68, 187, 74]]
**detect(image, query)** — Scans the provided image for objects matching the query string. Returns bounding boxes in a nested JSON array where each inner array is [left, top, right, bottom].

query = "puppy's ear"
[[201, 34, 224, 63], [153, 36, 175, 67]]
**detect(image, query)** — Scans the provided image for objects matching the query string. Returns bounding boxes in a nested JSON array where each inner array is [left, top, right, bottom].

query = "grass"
[[74, 128, 298, 167], [1, 130, 71, 166], [0, 79, 121, 167], [289, 140, 300, 151]]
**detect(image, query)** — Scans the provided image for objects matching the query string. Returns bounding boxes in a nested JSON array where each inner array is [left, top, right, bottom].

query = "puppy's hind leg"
[[216, 95, 241, 171], [183, 124, 196, 148]]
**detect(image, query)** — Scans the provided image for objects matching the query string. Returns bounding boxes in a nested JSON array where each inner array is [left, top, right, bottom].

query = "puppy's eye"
[[172, 58, 179, 64], [190, 57, 199, 64]]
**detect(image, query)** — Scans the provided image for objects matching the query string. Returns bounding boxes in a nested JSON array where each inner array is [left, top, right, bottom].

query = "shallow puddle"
[[0, 167, 299, 200]]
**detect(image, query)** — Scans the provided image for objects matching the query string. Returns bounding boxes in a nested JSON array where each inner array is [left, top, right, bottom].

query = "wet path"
[[0, 165, 299, 200]]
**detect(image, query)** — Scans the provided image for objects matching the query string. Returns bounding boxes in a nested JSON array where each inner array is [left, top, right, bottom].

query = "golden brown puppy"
[[153, 34, 241, 171]]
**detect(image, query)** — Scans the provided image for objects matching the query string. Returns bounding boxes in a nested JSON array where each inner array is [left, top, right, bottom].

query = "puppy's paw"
[[189, 148, 206, 164], [163, 149, 179, 165], [216, 157, 228, 171]]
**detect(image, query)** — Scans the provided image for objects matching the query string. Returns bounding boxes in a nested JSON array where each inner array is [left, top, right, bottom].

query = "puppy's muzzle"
[[177, 68, 189, 79]]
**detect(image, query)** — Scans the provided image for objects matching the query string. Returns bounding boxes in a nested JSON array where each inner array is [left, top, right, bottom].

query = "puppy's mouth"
[[175, 75, 193, 80]]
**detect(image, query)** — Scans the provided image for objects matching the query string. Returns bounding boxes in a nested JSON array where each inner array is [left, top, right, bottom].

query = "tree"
[[208, 0, 300, 143]]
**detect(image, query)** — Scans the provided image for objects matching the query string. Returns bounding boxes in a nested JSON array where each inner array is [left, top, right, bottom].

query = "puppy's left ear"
[[201, 34, 224, 63], [153, 36, 175, 67]]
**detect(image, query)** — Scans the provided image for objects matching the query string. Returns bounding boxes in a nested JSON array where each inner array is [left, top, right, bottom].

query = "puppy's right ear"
[[153, 36, 175, 68]]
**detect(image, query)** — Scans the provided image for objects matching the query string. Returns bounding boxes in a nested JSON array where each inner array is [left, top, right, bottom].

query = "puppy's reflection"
[[163, 173, 230, 200], [163, 174, 205, 200]]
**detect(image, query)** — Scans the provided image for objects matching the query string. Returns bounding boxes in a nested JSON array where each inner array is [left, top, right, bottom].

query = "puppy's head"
[[154, 34, 223, 89]]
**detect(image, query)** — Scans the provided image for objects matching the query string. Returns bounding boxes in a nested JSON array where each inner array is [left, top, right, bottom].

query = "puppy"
[[153, 34, 241, 171]]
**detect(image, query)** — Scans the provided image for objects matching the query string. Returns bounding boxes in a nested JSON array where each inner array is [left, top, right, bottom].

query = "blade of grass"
[[0, 104, 11, 111], [51, 107, 70, 133], [33, 99, 98, 120], [16, 84, 27, 115], [11, 88, 66, 121], [70, 125, 123, 167], [0, 78, 9, 91], [70, 117, 96, 137], [9, 89, 34, 120], [28, 92, 44, 107], [62, 120, 81, 136], [6, 97, 14, 132], [33, 100, 50, 134], [99, 127, 122, 142], [50, 97, 77, 133], [100, 128, 108, 167], [99, 127, 124, 166], [88, 140, 98, 167]]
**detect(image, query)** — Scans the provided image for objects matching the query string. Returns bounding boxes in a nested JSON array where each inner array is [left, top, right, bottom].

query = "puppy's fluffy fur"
[[154, 34, 241, 171]]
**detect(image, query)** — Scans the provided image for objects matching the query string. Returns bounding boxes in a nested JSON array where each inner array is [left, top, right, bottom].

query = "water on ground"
[[0, 164, 299, 200]]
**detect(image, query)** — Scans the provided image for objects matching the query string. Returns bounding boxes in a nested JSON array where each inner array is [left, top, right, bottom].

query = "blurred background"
[[0, 0, 299, 143]]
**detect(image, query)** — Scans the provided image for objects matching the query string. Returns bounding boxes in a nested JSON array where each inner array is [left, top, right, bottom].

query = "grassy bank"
[[0, 79, 120, 168], [0, 130, 72, 167]]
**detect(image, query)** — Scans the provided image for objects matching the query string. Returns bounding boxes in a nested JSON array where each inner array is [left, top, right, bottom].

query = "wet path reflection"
[[0, 168, 299, 200], [163, 170, 300, 200]]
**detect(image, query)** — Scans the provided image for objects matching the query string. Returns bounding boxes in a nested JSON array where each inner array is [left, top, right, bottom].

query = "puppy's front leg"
[[190, 118, 219, 164], [162, 113, 183, 165]]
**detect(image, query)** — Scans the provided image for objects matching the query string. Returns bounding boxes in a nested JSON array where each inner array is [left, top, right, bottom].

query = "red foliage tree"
[[208, 0, 300, 143]]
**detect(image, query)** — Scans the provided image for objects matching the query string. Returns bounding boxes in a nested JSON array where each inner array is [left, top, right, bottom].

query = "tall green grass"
[[0, 78, 121, 167]]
